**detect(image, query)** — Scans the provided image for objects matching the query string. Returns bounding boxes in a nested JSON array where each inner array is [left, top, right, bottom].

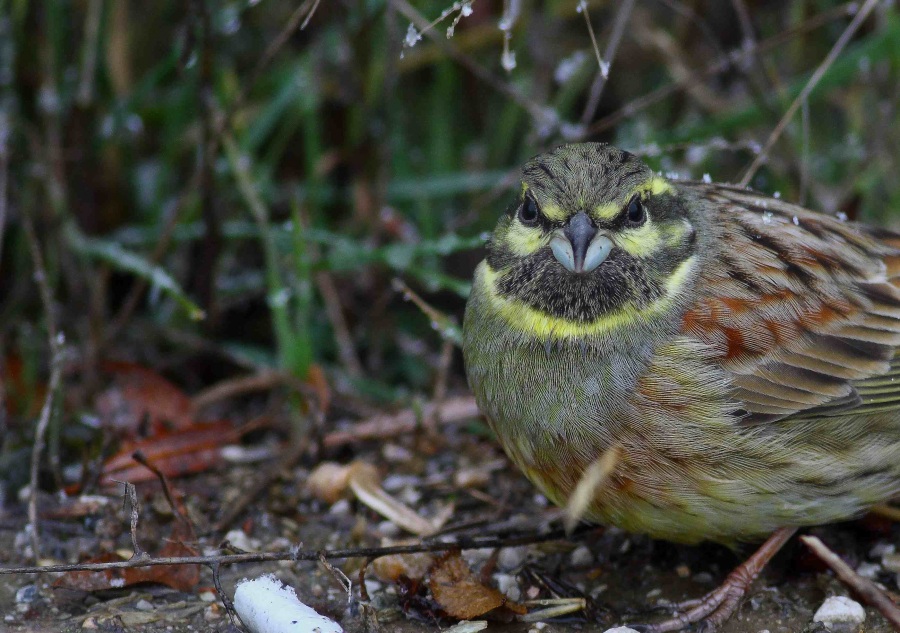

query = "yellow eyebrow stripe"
[[593, 176, 674, 220], [524, 175, 674, 222], [478, 255, 695, 340]]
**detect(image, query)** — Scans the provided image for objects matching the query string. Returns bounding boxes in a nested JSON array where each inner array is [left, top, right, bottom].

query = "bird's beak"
[[549, 212, 613, 274]]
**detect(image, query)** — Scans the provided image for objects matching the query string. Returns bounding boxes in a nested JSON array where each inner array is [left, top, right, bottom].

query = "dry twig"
[[0, 524, 589, 577], [580, 2, 858, 140], [801, 535, 900, 631], [323, 395, 480, 448], [579, 0, 636, 125], [23, 215, 65, 563], [392, 0, 553, 132], [739, 0, 880, 186]]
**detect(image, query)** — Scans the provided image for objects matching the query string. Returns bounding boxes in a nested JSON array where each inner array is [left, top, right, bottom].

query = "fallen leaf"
[[100, 420, 236, 486], [372, 552, 434, 583], [97, 361, 194, 436], [428, 553, 525, 620]]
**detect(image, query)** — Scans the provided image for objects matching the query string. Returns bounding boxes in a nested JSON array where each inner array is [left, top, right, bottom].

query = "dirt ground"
[[1, 414, 897, 633]]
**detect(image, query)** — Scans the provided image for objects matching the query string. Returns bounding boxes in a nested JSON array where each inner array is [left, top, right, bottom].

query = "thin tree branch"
[[392, 0, 554, 132], [0, 524, 591, 576], [579, 0, 636, 125], [23, 214, 64, 563], [579, 2, 857, 140], [801, 535, 900, 630], [738, 0, 879, 186]]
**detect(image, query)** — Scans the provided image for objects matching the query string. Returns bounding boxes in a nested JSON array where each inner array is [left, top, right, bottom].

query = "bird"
[[461, 142, 900, 631]]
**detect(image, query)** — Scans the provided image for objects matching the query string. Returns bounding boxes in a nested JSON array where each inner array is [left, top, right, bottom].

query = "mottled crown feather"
[[522, 143, 655, 212]]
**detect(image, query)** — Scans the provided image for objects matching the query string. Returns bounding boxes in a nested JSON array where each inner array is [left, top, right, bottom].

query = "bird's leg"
[[642, 527, 797, 633]]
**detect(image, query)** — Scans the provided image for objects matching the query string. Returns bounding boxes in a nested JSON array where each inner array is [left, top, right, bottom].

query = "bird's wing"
[[680, 183, 900, 424]]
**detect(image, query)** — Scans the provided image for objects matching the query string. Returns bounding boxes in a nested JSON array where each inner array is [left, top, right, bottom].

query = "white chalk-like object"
[[233, 574, 343, 633]]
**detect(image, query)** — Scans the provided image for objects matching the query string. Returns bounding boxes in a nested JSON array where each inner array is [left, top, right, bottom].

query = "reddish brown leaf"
[[100, 420, 236, 486], [97, 361, 194, 436], [428, 553, 525, 620], [54, 552, 129, 592]]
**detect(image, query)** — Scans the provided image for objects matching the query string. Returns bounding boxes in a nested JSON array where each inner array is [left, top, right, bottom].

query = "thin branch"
[[235, 0, 321, 114], [191, 369, 317, 413], [0, 12, 11, 269], [738, 0, 879, 186], [323, 395, 479, 448], [729, 0, 757, 64], [799, 97, 811, 205], [801, 535, 900, 630], [0, 524, 592, 576], [23, 214, 65, 563], [392, 0, 554, 132], [316, 271, 364, 379], [580, 1, 603, 75], [123, 482, 149, 560], [579, 0, 636, 125], [0, 108, 8, 270], [579, 2, 857, 140]]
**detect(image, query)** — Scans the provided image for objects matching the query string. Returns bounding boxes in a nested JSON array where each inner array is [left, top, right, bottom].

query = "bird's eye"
[[625, 196, 646, 226], [519, 194, 540, 225]]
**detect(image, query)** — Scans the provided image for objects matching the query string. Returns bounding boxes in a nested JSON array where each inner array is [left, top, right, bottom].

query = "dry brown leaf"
[[97, 361, 194, 435], [307, 461, 379, 504], [428, 553, 526, 620], [100, 420, 236, 486], [307, 460, 452, 535], [372, 551, 434, 582]]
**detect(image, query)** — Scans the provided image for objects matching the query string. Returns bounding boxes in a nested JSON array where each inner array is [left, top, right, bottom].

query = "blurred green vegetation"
[[1, 0, 899, 439]]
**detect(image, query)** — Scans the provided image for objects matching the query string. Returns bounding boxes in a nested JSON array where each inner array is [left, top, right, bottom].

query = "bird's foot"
[[631, 527, 797, 632]]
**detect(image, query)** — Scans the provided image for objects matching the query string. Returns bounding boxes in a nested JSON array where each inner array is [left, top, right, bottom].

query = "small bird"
[[462, 143, 900, 631]]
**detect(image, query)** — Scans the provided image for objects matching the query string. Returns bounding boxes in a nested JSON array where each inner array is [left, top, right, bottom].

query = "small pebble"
[[203, 603, 222, 621], [869, 542, 895, 558], [498, 546, 528, 571], [855, 562, 880, 579], [134, 599, 153, 611], [675, 564, 691, 578], [603, 628, 641, 633], [693, 571, 714, 584], [15, 585, 37, 604], [813, 596, 865, 629], [882, 552, 900, 573], [494, 573, 521, 602], [376, 520, 401, 538], [568, 545, 594, 567], [329, 498, 351, 515], [225, 528, 258, 552]]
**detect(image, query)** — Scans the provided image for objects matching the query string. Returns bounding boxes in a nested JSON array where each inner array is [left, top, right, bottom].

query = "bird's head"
[[480, 143, 701, 341]]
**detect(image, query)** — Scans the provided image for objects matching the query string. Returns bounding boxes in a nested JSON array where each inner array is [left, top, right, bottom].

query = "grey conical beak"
[[549, 212, 613, 274]]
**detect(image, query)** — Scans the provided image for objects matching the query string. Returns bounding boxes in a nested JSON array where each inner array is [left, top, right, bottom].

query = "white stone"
[[603, 628, 641, 633], [498, 546, 528, 571], [813, 596, 865, 628], [568, 544, 594, 566], [855, 562, 880, 579], [494, 573, 520, 601]]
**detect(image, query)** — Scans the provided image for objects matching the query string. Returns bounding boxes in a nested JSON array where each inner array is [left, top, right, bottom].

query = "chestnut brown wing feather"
[[681, 183, 900, 423]]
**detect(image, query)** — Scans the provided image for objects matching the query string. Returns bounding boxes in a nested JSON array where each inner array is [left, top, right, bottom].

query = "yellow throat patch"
[[477, 255, 696, 340]]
